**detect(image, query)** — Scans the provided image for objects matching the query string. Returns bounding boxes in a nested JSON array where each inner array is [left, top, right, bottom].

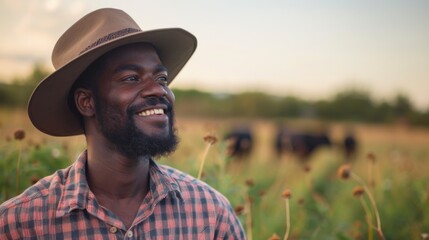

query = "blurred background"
[[1, 0, 428, 123], [1, 1, 428, 239]]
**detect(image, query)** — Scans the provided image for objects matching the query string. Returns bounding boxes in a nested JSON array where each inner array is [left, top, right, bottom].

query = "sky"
[[0, 0, 428, 110]]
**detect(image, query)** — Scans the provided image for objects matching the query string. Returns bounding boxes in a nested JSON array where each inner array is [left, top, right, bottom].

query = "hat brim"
[[28, 28, 197, 136]]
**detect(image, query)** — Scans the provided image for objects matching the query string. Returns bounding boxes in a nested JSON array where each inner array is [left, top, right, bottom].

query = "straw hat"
[[28, 8, 197, 136]]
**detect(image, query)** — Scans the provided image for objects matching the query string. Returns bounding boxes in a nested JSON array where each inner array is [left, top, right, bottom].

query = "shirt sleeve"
[[214, 201, 246, 240], [0, 205, 22, 239]]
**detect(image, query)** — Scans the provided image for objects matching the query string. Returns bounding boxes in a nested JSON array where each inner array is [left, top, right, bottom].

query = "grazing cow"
[[275, 126, 331, 160], [343, 130, 358, 161], [224, 127, 253, 159]]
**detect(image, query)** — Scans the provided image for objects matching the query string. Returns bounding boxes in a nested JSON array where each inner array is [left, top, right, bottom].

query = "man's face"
[[91, 43, 178, 158]]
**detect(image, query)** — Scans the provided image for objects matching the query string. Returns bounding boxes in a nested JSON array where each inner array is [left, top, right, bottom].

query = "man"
[[0, 8, 245, 239]]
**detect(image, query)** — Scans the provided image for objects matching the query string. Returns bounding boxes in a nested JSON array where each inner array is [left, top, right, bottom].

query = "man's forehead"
[[102, 43, 166, 71]]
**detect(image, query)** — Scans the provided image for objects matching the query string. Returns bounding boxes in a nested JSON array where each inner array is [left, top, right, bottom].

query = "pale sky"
[[1, 0, 428, 109]]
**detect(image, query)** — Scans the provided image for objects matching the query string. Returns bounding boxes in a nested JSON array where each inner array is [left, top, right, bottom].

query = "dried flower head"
[[352, 186, 365, 197], [338, 164, 351, 179], [234, 205, 245, 215], [31, 160, 40, 168], [303, 164, 311, 173], [245, 179, 254, 187], [30, 176, 40, 185], [203, 135, 218, 144], [259, 190, 266, 197], [281, 189, 292, 199], [367, 152, 376, 162], [14, 129, 25, 141], [298, 198, 305, 205], [269, 233, 281, 240]]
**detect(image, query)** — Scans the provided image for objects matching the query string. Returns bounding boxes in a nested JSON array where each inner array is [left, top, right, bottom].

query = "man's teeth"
[[138, 108, 165, 116]]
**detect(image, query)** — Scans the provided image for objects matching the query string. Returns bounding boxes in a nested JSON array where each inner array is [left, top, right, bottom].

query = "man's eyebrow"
[[113, 64, 168, 74], [113, 64, 140, 74], [154, 64, 168, 74]]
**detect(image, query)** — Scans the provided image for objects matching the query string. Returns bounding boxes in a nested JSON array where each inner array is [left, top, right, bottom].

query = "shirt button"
[[109, 227, 117, 233], [126, 231, 133, 237]]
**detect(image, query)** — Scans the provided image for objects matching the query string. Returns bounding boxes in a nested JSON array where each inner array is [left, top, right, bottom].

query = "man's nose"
[[140, 78, 168, 98]]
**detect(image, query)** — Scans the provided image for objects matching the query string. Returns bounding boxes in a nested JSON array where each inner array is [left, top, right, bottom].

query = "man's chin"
[[141, 129, 170, 139], [126, 130, 178, 158], [135, 121, 171, 137]]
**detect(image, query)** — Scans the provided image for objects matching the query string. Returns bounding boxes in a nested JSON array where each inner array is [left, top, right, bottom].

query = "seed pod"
[[352, 186, 365, 197], [14, 129, 26, 141], [282, 189, 292, 199], [338, 164, 351, 179]]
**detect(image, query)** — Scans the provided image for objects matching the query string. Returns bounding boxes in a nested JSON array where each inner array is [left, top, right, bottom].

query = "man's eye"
[[124, 76, 139, 82], [157, 76, 168, 85]]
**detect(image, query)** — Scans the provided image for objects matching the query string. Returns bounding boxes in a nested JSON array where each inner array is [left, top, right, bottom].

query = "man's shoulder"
[[158, 164, 246, 237], [158, 164, 197, 183], [159, 164, 213, 189], [158, 164, 231, 205], [0, 166, 71, 215]]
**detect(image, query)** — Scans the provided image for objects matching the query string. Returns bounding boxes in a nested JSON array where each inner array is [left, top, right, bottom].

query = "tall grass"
[[1, 109, 429, 239]]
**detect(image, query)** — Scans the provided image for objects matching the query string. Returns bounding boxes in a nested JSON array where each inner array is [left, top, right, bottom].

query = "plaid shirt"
[[0, 151, 245, 239]]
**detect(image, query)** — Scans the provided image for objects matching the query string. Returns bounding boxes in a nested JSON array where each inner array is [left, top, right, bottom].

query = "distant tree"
[[392, 93, 413, 118], [16, 64, 51, 87], [0, 64, 51, 107], [328, 88, 374, 121], [219, 92, 273, 118], [278, 96, 310, 118], [172, 87, 428, 127], [0, 83, 15, 105], [372, 101, 394, 123], [409, 109, 429, 126], [173, 88, 219, 117]]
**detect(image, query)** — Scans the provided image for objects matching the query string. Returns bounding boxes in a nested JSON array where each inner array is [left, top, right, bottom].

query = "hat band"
[[80, 28, 141, 54]]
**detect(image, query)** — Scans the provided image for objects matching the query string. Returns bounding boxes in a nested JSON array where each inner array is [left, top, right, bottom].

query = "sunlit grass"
[[1, 108, 429, 239]]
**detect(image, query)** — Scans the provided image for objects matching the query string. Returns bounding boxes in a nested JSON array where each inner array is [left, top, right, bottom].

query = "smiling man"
[[0, 8, 245, 239]]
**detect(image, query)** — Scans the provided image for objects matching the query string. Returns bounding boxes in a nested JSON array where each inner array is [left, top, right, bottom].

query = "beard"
[[94, 96, 178, 159]]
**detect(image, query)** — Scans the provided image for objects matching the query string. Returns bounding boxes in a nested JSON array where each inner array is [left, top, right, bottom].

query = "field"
[[1, 108, 428, 239]]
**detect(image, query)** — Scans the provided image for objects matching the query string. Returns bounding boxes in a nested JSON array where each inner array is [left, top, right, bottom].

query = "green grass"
[[1, 109, 428, 239]]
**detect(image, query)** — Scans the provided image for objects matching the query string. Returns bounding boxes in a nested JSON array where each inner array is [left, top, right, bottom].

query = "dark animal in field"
[[342, 130, 358, 161], [275, 127, 331, 160], [224, 128, 253, 159]]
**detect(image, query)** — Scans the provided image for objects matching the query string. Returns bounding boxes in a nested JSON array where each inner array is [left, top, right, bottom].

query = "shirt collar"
[[56, 150, 183, 217], [56, 150, 91, 217], [148, 159, 183, 202]]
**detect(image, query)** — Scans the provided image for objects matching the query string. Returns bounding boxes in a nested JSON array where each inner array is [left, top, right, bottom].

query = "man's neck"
[[84, 141, 152, 229], [85, 143, 151, 200]]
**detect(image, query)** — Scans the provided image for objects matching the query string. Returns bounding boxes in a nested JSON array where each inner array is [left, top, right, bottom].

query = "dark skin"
[[73, 44, 175, 229]]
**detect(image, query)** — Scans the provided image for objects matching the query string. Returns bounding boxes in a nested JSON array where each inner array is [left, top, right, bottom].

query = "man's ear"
[[74, 88, 95, 117]]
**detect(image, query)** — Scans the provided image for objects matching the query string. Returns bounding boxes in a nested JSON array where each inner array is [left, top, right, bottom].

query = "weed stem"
[[245, 192, 253, 240], [283, 198, 290, 240], [351, 172, 385, 240], [15, 142, 22, 195], [197, 142, 212, 180], [358, 196, 374, 240]]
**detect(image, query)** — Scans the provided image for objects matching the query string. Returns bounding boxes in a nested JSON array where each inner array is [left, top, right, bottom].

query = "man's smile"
[[135, 105, 169, 127], [138, 108, 165, 116]]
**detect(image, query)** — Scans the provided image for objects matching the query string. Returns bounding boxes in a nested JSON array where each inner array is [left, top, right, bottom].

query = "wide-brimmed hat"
[[28, 8, 197, 136]]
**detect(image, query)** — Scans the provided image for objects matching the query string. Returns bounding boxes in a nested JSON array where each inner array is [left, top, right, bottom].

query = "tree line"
[[173, 88, 428, 127], [1, 65, 428, 127]]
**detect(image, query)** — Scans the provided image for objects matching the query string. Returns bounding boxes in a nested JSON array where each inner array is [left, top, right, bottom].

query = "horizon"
[[1, 0, 428, 109]]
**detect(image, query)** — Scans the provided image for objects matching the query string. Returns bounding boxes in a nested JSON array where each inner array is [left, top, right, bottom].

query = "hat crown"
[[52, 8, 141, 69]]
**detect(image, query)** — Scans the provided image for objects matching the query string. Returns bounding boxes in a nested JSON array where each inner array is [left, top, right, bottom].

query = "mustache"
[[127, 97, 173, 115]]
